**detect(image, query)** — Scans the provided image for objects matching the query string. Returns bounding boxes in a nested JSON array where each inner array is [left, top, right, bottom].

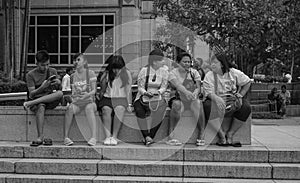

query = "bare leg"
[[85, 103, 97, 139], [101, 106, 113, 138], [35, 104, 46, 141], [169, 100, 182, 140], [190, 99, 205, 140], [113, 105, 125, 139], [226, 117, 244, 144], [24, 91, 63, 108], [207, 118, 226, 143], [64, 104, 80, 138]]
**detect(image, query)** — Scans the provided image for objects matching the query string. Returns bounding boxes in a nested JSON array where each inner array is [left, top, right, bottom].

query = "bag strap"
[[144, 65, 151, 91], [213, 73, 219, 96], [84, 62, 90, 93]]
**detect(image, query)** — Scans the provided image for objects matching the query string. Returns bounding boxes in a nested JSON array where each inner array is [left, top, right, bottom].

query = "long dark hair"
[[213, 46, 235, 74], [106, 55, 129, 88], [148, 49, 164, 66]]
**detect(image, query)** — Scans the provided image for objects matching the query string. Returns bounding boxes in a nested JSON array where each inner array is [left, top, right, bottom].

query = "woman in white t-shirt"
[[134, 49, 168, 146], [64, 53, 98, 146], [168, 53, 205, 146], [203, 47, 251, 147], [97, 55, 133, 145]]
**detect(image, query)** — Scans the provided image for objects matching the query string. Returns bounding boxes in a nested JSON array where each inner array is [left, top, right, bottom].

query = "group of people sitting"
[[23, 47, 252, 147]]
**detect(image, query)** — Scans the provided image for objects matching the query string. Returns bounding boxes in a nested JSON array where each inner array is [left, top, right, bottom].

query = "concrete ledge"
[[272, 163, 300, 179], [0, 106, 251, 145], [0, 159, 19, 173], [5, 174, 95, 183]]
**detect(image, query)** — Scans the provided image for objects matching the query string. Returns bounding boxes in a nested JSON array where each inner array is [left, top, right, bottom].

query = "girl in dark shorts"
[[97, 55, 133, 145]]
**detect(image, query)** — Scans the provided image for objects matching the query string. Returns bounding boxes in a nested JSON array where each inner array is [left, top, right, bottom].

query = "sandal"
[[230, 141, 242, 147], [64, 138, 74, 146], [196, 139, 205, 146], [166, 139, 182, 146], [43, 138, 53, 146], [145, 136, 154, 146], [216, 138, 229, 146], [30, 140, 43, 147]]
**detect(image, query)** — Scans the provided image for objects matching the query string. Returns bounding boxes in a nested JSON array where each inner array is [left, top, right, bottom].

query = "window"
[[28, 14, 115, 65]]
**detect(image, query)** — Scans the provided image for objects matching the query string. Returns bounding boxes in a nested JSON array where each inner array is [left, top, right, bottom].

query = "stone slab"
[[0, 113, 27, 141], [0, 159, 21, 173], [5, 174, 95, 183], [94, 176, 183, 183], [0, 146, 23, 158], [269, 149, 300, 163], [98, 160, 183, 177], [102, 143, 183, 161], [0, 174, 12, 183], [272, 163, 300, 180], [15, 159, 99, 175], [184, 146, 269, 162], [184, 162, 272, 179], [183, 178, 275, 183], [23, 146, 102, 159]]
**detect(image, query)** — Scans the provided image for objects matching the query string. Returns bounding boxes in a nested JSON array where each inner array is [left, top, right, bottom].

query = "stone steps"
[[1, 174, 290, 183], [0, 144, 299, 181]]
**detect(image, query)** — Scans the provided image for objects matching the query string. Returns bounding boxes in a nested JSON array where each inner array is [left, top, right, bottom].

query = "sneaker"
[[110, 137, 118, 146], [103, 137, 111, 145], [87, 138, 97, 146], [166, 139, 182, 146], [64, 138, 74, 146], [196, 139, 205, 146]]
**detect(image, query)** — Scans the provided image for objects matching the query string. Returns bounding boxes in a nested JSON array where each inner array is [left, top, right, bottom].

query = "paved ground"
[[252, 117, 300, 149]]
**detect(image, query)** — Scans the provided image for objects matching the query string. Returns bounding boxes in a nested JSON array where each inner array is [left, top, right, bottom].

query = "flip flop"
[[43, 138, 53, 146], [166, 139, 182, 146], [30, 140, 43, 147]]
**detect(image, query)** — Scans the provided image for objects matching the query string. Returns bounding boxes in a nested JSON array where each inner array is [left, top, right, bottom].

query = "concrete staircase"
[[0, 143, 299, 182]]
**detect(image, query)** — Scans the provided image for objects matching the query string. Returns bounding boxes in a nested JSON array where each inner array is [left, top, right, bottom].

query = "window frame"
[[27, 13, 115, 66]]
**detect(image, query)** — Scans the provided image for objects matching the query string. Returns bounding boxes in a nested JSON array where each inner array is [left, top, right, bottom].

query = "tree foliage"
[[154, 0, 300, 77]]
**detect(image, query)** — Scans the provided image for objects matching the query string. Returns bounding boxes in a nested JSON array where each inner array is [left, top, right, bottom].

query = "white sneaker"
[[110, 137, 118, 146], [103, 137, 111, 145], [64, 137, 74, 146]]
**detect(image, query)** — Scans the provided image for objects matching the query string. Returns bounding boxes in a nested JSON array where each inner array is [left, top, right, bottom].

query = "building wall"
[[0, 10, 4, 71]]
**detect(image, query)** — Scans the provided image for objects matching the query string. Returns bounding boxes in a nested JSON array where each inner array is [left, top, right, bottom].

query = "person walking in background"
[[134, 49, 168, 146], [167, 53, 205, 146], [61, 68, 73, 106], [203, 46, 251, 147], [268, 87, 282, 114], [63, 53, 98, 146], [97, 55, 133, 145], [24, 50, 63, 147], [278, 85, 291, 118]]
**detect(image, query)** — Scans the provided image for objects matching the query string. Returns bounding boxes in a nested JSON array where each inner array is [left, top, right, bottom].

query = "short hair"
[[35, 50, 49, 63], [66, 68, 72, 74], [148, 49, 164, 66], [72, 53, 83, 61], [176, 52, 191, 63]]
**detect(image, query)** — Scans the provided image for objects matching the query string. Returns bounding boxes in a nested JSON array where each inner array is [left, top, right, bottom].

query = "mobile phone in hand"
[[48, 75, 56, 81]]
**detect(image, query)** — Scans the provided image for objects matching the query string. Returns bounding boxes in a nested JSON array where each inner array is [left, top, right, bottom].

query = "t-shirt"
[[26, 67, 58, 98], [62, 74, 71, 91], [104, 70, 132, 98], [71, 70, 97, 102], [279, 90, 291, 103], [203, 68, 250, 97], [135, 66, 169, 101], [169, 68, 201, 85]]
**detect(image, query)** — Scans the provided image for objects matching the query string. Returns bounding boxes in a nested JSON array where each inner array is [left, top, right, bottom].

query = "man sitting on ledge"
[[23, 50, 63, 147]]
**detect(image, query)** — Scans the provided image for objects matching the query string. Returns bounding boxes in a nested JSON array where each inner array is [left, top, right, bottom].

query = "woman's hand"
[[143, 91, 153, 98], [184, 90, 195, 100], [215, 96, 226, 112], [127, 104, 134, 112], [192, 91, 199, 100]]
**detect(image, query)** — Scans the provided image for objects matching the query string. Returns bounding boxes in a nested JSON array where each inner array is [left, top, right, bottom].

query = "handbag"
[[139, 66, 163, 111], [214, 73, 241, 116]]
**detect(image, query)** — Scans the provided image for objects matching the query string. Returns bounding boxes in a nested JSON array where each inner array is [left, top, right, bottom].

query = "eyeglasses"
[[152, 74, 156, 82]]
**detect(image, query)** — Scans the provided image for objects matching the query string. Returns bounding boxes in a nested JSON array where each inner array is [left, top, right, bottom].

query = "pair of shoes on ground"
[[64, 137, 97, 146], [166, 139, 182, 146], [30, 138, 52, 147], [103, 137, 118, 146]]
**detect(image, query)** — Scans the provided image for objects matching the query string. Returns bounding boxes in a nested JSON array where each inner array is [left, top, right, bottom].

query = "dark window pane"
[[30, 16, 35, 25], [60, 38, 68, 53], [82, 26, 103, 37], [105, 15, 114, 24], [71, 38, 79, 53], [27, 55, 35, 64], [37, 27, 58, 53], [71, 16, 79, 25], [37, 16, 58, 25], [60, 16, 68, 25], [85, 55, 103, 65], [28, 27, 35, 53], [81, 15, 103, 24], [81, 37, 93, 53], [50, 55, 58, 64], [61, 27, 68, 36], [104, 55, 111, 64], [60, 55, 69, 64], [105, 26, 114, 53], [71, 27, 79, 36]]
